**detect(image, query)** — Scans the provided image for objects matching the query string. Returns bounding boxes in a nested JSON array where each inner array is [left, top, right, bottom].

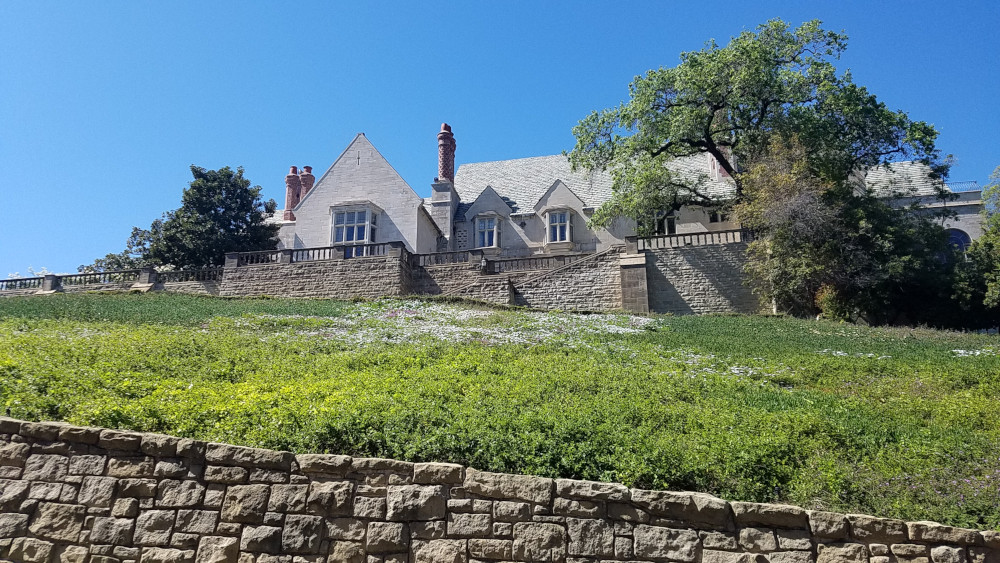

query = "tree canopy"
[[569, 19, 947, 232], [568, 19, 978, 325], [81, 166, 277, 272]]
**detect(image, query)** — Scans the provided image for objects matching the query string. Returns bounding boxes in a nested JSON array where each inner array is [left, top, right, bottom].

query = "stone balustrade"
[[0, 417, 997, 563]]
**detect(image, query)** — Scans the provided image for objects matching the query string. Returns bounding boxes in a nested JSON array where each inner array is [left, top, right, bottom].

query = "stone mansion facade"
[[0, 125, 982, 316], [274, 124, 982, 258]]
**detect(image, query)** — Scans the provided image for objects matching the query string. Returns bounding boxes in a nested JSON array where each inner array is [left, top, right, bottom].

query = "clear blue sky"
[[2, 1, 997, 275]]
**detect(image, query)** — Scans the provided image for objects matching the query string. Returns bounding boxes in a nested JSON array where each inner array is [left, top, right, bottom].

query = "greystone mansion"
[[1, 125, 984, 315]]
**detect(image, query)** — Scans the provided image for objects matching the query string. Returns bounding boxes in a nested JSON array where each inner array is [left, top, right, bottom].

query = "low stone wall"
[[0, 288, 40, 298], [646, 243, 761, 315], [218, 258, 407, 299], [408, 264, 483, 296], [159, 281, 221, 296], [3, 418, 996, 563], [512, 251, 623, 311], [60, 282, 136, 295]]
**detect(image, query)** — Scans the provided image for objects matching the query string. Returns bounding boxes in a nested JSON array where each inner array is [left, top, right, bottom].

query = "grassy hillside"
[[2, 292, 999, 528]]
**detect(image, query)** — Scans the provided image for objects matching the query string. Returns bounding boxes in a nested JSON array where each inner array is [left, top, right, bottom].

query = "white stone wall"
[[284, 135, 427, 253]]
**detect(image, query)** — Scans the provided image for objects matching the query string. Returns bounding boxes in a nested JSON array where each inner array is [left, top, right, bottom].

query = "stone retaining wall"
[[512, 251, 622, 311], [217, 259, 407, 299], [2, 417, 997, 563], [158, 282, 221, 296], [646, 244, 761, 315], [407, 264, 483, 296]]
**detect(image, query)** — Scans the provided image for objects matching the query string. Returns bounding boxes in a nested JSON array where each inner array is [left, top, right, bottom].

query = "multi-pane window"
[[333, 209, 377, 257], [709, 210, 728, 223], [476, 216, 499, 248], [548, 211, 572, 243]]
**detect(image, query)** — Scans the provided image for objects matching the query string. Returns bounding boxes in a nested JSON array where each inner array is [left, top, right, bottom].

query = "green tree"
[[568, 19, 946, 233], [735, 136, 961, 325], [79, 222, 162, 273], [966, 167, 1000, 310], [569, 19, 962, 324], [148, 166, 278, 268], [81, 166, 277, 272]]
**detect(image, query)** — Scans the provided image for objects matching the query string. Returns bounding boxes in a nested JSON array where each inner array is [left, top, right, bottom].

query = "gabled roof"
[[453, 153, 736, 211], [452, 152, 956, 216], [297, 133, 420, 209]]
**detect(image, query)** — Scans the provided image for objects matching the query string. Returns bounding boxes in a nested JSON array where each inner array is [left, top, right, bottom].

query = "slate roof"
[[453, 154, 739, 215], [447, 154, 957, 219], [863, 161, 948, 197]]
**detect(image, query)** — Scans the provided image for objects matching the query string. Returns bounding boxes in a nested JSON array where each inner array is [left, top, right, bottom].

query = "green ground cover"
[[1, 293, 999, 528]]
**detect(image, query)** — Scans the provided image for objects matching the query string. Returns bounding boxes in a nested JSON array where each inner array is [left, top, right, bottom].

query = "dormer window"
[[476, 215, 500, 248], [547, 210, 572, 243]]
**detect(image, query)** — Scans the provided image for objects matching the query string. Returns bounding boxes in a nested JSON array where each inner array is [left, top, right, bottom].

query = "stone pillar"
[[137, 267, 157, 285], [41, 274, 61, 292], [620, 253, 649, 313], [625, 236, 639, 255], [299, 166, 315, 197], [279, 249, 294, 264], [224, 253, 240, 268], [283, 166, 302, 221], [386, 241, 406, 258], [437, 123, 456, 183]]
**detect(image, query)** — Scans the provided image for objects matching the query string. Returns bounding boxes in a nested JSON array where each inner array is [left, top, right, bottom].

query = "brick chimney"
[[437, 123, 456, 183], [299, 166, 315, 197], [283, 166, 302, 221], [431, 123, 459, 250]]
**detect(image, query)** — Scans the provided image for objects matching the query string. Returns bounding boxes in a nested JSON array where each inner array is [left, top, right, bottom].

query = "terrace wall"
[[1, 417, 997, 563], [646, 243, 762, 315], [0, 234, 762, 316], [218, 258, 409, 299]]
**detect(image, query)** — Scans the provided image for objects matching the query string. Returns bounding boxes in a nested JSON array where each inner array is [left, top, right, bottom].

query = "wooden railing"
[[0, 277, 43, 291], [158, 268, 224, 283], [636, 229, 753, 251], [60, 270, 140, 286]]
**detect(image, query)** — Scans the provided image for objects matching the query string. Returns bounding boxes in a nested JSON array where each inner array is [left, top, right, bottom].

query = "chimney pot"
[[284, 165, 304, 220], [299, 165, 316, 197], [437, 123, 456, 183]]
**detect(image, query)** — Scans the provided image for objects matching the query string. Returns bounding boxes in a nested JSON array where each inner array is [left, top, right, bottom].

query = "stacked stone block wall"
[[2, 418, 998, 563], [217, 259, 407, 299], [407, 264, 484, 296], [511, 251, 622, 311], [60, 282, 136, 295], [646, 244, 761, 315], [158, 282, 221, 296]]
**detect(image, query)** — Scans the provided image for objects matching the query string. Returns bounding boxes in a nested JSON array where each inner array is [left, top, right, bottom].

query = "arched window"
[[947, 228, 972, 251]]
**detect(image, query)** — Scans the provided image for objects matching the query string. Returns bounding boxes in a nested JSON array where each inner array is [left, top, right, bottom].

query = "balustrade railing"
[[636, 229, 753, 251], [292, 243, 389, 262], [413, 251, 471, 267], [236, 250, 282, 266], [0, 277, 43, 291], [60, 270, 140, 286], [158, 268, 224, 283], [491, 254, 576, 274]]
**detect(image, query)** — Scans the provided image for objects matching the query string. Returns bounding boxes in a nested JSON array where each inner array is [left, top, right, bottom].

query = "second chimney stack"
[[437, 123, 456, 183]]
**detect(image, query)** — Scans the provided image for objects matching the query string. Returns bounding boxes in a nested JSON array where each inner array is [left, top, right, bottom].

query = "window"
[[476, 216, 500, 248], [547, 210, 572, 243], [947, 228, 972, 251], [332, 208, 377, 257], [656, 213, 677, 235]]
